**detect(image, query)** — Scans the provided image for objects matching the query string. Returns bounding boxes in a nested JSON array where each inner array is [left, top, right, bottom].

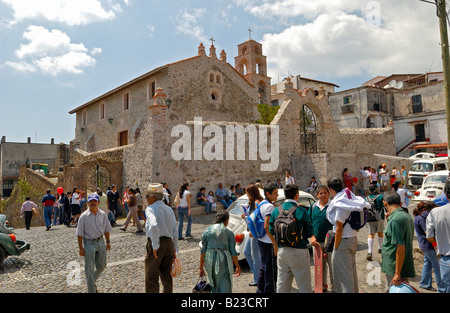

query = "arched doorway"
[[85, 163, 112, 193], [299, 104, 317, 154]]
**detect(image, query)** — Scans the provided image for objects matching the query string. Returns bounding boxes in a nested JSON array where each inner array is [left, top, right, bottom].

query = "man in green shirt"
[[269, 184, 314, 293], [381, 191, 415, 289]]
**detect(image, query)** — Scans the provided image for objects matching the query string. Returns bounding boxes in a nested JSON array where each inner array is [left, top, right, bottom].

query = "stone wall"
[[2, 167, 56, 228]]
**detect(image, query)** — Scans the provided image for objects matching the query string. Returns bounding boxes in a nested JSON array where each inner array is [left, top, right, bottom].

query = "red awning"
[[409, 143, 447, 149]]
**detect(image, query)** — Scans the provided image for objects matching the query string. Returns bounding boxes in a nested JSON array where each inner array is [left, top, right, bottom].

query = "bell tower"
[[234, 34, 271, 105]]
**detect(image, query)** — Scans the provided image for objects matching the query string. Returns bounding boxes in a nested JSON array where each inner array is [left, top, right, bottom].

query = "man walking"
[[426, 181, 450, 293], [107, 184, 120, 219], [381, 191, 415, 290], [41, 189, 56, 231], [144, 183, 178, 293], [76, 193, 111, 293], [20, 196, 38, 230], [269, 184, 314, 293]]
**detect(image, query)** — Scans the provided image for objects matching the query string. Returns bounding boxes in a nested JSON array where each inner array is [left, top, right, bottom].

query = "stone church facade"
[[64, 38, 400, 203]]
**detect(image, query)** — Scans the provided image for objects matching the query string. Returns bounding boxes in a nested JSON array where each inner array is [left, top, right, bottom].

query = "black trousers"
[[24, 211, 33, 229], [257, 240, 277, 293]]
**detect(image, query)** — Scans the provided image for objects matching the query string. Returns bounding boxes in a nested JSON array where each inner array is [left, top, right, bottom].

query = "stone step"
[[173, 202, 225, 219]]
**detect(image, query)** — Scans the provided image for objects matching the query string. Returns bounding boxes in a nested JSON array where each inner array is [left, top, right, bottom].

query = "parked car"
[[199, 189, 316, 261], [408, 157, 448, 189], [0, 214, 30, 267], [409, 152, 436, 159], [411, 170, 449, 203]]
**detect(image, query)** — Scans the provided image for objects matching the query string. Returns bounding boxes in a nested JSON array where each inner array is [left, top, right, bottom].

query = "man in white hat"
[[144, 183, 178, 293], [76, 193, 111, 293]]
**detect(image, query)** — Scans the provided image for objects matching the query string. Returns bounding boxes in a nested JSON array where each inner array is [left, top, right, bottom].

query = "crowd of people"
[[17, 164, 450, 294]]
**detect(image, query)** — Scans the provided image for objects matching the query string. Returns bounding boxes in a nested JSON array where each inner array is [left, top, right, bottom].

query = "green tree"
[[255, 103, 279, 125]]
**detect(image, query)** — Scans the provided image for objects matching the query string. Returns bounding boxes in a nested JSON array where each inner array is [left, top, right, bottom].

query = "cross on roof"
[[209, 37, 215, 46], [248, 28, 252, 39]]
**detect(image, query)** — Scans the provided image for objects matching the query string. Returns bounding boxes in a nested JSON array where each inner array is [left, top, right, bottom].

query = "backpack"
[[343, 208, 369, 231], [365, 195, 382, 222], [273, 202, 301, 247], [247, 200, 269, 239]]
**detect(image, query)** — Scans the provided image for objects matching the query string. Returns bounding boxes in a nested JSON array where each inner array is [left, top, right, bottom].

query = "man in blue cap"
[[76, 192, 112, 293]]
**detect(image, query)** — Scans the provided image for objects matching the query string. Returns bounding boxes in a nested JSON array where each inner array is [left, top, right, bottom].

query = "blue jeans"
[[199, 201, 212, 214], [43, 206, 53, 227], [53, 207, 59, 225], [420, 249, 445, 292], [439, 255, 450, 293], [244, 235, 261, 283], [218, 198, 233, 209], [83, 238, 107, 293], [177, 206, 192, 239]]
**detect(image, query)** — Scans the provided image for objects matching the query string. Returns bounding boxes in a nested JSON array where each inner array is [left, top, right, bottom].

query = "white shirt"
[[76, 208, 112, 240], [379, 168, 389, 181], [145, 200, 178, 253], [178, 190, 190, 207], [426, 203, 450, 256], [72, 192, 81, 205], [397, 188, 408, 208], [256, 200, 275, 244], [285, 176, 295, 186], [327, 189, 369, 238]]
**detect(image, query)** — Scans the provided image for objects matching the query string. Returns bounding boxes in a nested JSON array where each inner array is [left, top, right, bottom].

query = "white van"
[[408, 157, 448, 188]]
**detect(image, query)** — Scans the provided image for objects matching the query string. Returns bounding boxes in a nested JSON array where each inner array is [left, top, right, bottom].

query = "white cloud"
[[1, 0, 121, 26], [147, 25, 155, 38], [174, 8, 208, 43], [6, 25, 101, 76], [235, 0, 443, 81]]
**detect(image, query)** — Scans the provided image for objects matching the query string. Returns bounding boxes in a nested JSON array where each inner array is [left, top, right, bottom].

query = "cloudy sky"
[[0, 0, 445, 145]]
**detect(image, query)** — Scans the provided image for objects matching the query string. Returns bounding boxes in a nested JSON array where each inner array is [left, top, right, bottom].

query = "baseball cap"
[[88, 193, 100, 202]]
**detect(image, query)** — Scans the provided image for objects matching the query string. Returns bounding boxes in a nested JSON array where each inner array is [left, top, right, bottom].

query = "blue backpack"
[[247, 200, 269, 238]]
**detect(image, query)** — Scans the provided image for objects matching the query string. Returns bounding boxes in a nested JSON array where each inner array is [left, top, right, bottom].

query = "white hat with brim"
[[147, 183, 168, 196]]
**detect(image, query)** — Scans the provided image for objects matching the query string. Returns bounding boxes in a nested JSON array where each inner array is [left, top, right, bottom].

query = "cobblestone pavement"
[[0, 202, 434, 293]]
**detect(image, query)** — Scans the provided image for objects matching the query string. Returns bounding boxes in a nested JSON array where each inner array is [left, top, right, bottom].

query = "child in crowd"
[[207, 191, 217, 213]]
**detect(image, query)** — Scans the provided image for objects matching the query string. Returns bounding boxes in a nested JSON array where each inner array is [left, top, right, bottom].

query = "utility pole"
[[436, 1, 450, 163], [422, 0, 450, 166]]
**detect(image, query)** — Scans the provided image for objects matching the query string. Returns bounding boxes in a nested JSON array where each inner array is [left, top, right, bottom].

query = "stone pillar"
[[209, 44, 217, 58], [149, 87, 168, 119], [220, 49, 227, 62], [198, 43, 206, 56]]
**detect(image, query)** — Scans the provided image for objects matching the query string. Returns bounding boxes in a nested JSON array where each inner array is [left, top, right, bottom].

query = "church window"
[[123, 92, 130, 110], [216, 74, 221, 84], [81, 110, 87, 127], [210, 73, 215, 82], [99, 102, 105, 120], [147, 81, 156, 100], [211, 92, 217, 101]]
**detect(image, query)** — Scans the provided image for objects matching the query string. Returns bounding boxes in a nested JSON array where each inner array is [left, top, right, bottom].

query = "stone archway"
[[299, 104, 317, 154]]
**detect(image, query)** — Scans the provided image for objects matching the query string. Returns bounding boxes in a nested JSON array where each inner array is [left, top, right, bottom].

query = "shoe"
[[249, 280, 257, 286], [178, 237, 184, 240], [135, 230, 144, 234], [420, 286, 437, 291], [366, 253, 372, 261], [119, 228, 126, 231]]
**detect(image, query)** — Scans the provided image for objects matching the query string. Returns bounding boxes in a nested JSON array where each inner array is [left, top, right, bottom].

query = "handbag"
[[323, 230, 335, 257], [192, 276, 211, 293], [170, 257, 181, 277]]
